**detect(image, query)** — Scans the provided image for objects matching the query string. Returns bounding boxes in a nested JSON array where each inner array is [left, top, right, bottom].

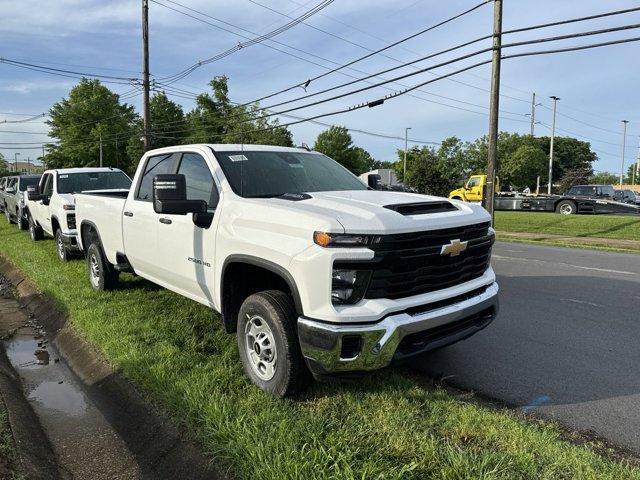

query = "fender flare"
[[221, 254, 303, 315]]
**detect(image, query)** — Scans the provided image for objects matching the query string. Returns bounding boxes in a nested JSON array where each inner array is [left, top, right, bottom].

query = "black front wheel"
[[237, 290, 310, 397], [18, 212, 28, 230], [55, 229, 70, 262], [556, 200, 576, 215], [86, 243, 119, 291], [28, 215, 43, 240]]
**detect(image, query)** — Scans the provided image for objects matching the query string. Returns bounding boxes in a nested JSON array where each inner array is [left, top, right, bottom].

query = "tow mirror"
[[26, 185, 43, 202], [367, 174, 381, 190], [153, 174, 207, 215]]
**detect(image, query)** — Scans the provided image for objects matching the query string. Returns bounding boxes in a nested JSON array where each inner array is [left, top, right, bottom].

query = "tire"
[[18, 211, 28, 230], [556, 199, 576, 215], [86, 243, 119, 291], [28, 215, 43, 240], [55, 229, 70, 262], [237, 290, 310, 397]]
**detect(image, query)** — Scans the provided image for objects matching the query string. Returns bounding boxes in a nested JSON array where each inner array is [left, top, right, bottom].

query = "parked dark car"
[[565, 184, 615, 199], [614, 189, 640, 205], [4, 174, 42, 229]]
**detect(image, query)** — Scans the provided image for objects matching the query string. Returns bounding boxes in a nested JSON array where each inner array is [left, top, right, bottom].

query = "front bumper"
[[60, 231, 80, 251], [298, 282, 498, 375]]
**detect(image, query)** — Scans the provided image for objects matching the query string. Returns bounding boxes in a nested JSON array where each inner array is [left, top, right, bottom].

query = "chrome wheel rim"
[[57, 235, 65, 259], [89, 254, 100, 288], [559, 203, 573, 215], [29, 223, 35, 239], [244, 315, 277, 381]]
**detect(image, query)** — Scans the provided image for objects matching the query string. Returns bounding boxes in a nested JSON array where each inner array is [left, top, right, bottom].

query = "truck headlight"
[[331, 269, 371, 305], [314, 231, 372, 248]]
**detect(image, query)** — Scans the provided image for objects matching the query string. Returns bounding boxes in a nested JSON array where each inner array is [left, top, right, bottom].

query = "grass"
[[1, 220, 640, 479], [494, 211, 640, 240], [0, 405, 25, 480], [494, 211, 640, 252]]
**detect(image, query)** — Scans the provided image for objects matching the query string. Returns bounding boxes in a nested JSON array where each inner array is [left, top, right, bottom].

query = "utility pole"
[[635, 139, 640, 185], [13, 153, 19, 173], [99, 133, 103, 168], [548, 96, 560, 195], [142, 0, 151, 152], [484, 0, 502, 220], [403, 127, 411, 184], [530, 92, 536, 136], [27, 157, 30, 173], [620, 120, 629, 186]]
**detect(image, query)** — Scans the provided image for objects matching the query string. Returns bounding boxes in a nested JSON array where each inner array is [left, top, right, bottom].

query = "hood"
[[270, 190, 490, 234]]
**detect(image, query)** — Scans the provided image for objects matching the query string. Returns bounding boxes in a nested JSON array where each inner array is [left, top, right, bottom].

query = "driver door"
[[465, 176, 483, 201], [156, 152, 219, 306], [35, 174, 54, 234]]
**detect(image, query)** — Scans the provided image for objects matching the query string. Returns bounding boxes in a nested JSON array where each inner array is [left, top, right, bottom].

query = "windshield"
[[18, 177, 41, 191], [214, 150, 367, 198], [57, 171, 132, 194]]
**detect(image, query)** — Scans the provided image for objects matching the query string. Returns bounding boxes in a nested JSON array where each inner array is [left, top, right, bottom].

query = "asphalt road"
[[410, 241, 640, 453]]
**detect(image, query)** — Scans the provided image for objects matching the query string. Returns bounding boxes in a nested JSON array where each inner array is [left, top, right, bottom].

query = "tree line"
[[3, 76, 637, 194]]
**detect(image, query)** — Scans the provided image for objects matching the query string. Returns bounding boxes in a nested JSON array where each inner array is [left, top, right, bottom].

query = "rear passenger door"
[[156, 152, 219, 305]]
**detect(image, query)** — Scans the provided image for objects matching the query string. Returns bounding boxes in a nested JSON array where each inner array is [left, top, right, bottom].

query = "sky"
[[1, 0, 639, 175]]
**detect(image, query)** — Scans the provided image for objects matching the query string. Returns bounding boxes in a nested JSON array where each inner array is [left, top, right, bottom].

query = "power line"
[[154, 0, 336, 84], [0, 57, 140, 85], [1, 113, 47, 124]]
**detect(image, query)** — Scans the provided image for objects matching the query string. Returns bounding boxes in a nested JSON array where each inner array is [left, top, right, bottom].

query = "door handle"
[[124, 211, 133, 217], [159, 217, 172, 225]]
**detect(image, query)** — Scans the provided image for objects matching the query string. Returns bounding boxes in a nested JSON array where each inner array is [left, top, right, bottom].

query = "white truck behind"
[[25, 167, 131, 261], [75, 145, 499, 396]]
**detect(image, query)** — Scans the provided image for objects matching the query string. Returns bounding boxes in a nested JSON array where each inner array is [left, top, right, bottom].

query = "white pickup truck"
[[75, 144, 499, 396], [25, 167, 131, 261]]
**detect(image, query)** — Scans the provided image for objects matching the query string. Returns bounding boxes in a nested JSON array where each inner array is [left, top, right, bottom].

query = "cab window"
[[466, 177, 481, 188], [42, 174, 54, 197], [136, 153, 179, 201], [176, 153, 219, 210]]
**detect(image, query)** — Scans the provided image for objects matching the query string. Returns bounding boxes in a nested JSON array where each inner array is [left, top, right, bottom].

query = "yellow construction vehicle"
[[448, 175, 500, 202]]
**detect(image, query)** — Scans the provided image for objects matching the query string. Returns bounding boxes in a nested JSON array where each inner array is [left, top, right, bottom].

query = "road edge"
[[0, 254, 225, 480]]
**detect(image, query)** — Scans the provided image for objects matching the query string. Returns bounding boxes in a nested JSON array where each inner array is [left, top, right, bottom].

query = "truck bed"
[[75, 192, 127, 263]]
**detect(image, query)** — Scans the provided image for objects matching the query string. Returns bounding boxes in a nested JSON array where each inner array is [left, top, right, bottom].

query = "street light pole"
[[530, 92, 536, 136], [403, 127, 411, 184], [548, 96, 560, 195], [620, 120, 629, 186], [635, 139, 640, 185]]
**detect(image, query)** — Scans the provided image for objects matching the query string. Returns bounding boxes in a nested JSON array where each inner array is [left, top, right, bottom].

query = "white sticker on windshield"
[[289, 163, 304, 168], [59, 174, 69, 178], [229, 155, 248, 162]]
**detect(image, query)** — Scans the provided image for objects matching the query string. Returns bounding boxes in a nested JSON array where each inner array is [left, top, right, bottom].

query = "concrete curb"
[[0, 256, 224, 480]]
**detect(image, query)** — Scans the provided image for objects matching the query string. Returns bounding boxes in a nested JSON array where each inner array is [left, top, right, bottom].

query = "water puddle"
[[28, 381, 87, 417]]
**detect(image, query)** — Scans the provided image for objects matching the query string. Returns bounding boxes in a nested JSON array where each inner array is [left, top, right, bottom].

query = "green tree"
[[127, 91, 187, 164], [558, 167, 592, 194], [313, 126, 365, 174], [0, 153, 8, 174], [626, 162, 639, 184], [535, 136, 596, 180], [500, 144, 548, 189], [354, 147, 376, 172], [186, 76, 293, 146], [45, 78, 137, 171], [398, 146, 450, 196], [590, 171, 618, 185]]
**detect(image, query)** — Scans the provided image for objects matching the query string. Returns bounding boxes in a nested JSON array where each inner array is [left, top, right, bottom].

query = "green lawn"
[[494, 211, 640, 241], [1, 220, 639, 479]]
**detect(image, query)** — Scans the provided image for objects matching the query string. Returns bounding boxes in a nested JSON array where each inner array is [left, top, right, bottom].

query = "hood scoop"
[[384, 201, 458, 216]]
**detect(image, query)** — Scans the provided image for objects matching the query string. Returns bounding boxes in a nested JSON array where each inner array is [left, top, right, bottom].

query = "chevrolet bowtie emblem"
[[440, 239, 468, 256]]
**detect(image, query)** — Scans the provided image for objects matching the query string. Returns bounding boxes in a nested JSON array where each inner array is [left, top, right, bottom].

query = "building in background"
[[359, 168, 399, 188]]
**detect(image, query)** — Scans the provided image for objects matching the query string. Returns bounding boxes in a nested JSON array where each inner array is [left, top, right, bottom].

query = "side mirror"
[[153, 174, 207, 215], [6, 186, 16, 194], [367, 174, 381, 190]]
